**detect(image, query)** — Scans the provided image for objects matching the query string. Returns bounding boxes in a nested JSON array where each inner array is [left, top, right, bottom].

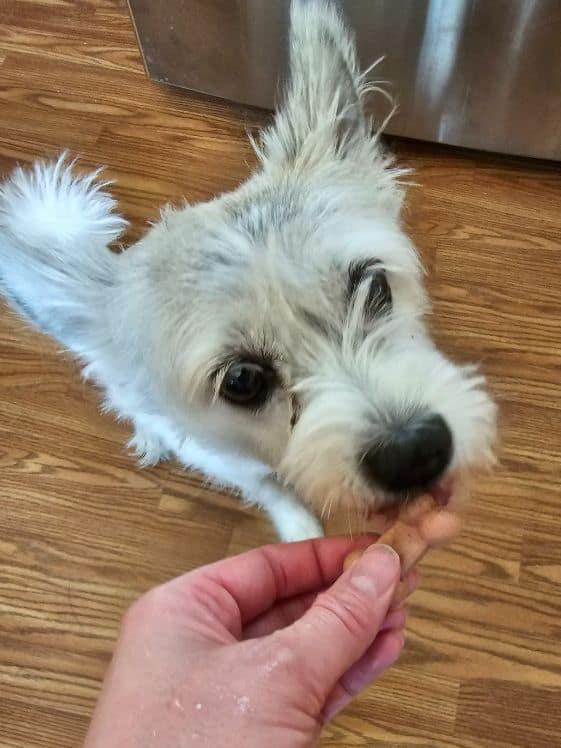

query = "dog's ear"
[[259, 0, 371, 167]]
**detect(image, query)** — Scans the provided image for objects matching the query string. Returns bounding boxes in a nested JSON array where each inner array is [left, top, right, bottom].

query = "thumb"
[[279, 544, 400, 694]]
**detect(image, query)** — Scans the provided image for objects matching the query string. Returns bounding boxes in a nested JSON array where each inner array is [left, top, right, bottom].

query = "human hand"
[[85, 536, 416, 748]]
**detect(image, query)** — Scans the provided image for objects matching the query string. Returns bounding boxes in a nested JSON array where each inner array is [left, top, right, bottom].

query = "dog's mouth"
[[366, 474, 455, 522], [427, 474, 455, 507]]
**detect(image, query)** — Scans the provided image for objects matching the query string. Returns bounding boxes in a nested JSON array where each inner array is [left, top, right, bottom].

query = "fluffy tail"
[[0, 155, 126, 354]]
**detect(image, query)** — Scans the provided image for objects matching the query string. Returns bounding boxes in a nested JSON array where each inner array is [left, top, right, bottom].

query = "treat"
[[343, 492, 462, 606]]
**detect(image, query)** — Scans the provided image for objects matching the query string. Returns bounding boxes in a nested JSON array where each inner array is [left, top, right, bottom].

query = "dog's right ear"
[[259, 0, 371, 168]]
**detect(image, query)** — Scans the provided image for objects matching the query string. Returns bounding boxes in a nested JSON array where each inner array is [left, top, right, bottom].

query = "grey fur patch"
[[226, 186, 305, 240], [300, 307, 340, 340]]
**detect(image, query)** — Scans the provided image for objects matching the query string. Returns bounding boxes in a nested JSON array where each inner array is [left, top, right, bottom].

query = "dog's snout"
[[362, 414, 453, 493]]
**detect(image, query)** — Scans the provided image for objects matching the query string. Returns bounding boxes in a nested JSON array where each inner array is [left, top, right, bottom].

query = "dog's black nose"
[[362, 414, 453, 493]]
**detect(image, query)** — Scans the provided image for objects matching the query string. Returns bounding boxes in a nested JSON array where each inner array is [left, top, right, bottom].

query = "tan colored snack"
[[418, 510, 463, 550], [343, 495, 462, 606]]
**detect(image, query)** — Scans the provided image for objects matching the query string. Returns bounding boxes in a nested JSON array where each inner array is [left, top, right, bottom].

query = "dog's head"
[[124, 0, 496, 515]]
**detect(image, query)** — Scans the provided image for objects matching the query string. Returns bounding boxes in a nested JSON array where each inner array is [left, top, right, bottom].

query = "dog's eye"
[[347, 259, 392, 320], [220, 362, 274, 408], [366, 270, 392, 318]]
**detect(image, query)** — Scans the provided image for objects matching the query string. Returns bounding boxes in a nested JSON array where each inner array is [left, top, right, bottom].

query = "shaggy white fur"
[[0, 0, 496, 541]]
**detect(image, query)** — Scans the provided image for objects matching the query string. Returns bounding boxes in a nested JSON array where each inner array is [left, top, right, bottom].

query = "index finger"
[[174, 535, 377, 634]]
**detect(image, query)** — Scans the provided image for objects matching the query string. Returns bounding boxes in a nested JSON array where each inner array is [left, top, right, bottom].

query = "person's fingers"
[[321, 629, 405, 723], [379, 605, 408, 632], [242, 591, 319, 639], [277, 544, 400, 695], [244, 589, 408, 639], [391, 567, 421, 609], [243, 565, 416, 639], [165, 535, 377, 638]]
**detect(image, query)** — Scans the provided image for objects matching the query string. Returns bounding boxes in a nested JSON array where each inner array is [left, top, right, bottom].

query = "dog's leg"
[[168, 431, 324, 541], [248, 478, 324, 542]]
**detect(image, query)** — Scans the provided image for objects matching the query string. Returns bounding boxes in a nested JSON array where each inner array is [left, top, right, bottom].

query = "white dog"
[[0, 0, 496, 541]]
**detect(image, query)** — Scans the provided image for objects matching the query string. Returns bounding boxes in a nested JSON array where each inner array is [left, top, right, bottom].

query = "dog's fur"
[[0, 0, 496, 541]]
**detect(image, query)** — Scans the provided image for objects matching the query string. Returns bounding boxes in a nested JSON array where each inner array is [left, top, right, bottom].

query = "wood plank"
[[456, 680, 561, 748], [1, 1, 560, 746]]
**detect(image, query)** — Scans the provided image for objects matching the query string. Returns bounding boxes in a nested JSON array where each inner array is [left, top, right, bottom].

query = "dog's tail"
[[259, 0, 390, 166], [0, 155, 127, 354]]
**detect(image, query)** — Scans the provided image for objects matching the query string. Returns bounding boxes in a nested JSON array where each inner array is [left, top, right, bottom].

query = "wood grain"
[[1, 2, 560, 746]]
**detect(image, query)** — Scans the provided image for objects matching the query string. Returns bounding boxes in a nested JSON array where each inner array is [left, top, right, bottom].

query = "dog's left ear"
[[259, 0, 370, 168]]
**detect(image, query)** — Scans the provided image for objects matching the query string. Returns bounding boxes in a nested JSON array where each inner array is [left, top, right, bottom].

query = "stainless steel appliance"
[[128, 0, 561, 160]]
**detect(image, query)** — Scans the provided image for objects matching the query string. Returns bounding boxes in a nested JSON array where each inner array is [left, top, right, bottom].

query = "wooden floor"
[[1, 2, 561, 746]]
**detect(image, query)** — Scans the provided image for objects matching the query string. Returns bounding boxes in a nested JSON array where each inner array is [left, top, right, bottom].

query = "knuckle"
[[121, 586, 167, 630], [260, 635, 300, 674]]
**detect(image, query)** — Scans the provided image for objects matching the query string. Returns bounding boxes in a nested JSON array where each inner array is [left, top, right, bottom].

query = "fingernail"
[[351, 544, 400, 595]]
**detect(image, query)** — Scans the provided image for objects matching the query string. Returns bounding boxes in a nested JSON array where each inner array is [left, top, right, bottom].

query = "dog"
[[0, 0, 496, 542]]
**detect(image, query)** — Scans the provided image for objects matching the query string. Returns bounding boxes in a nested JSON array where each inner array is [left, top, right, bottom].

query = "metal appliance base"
[[128, 0, 561, 161]]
